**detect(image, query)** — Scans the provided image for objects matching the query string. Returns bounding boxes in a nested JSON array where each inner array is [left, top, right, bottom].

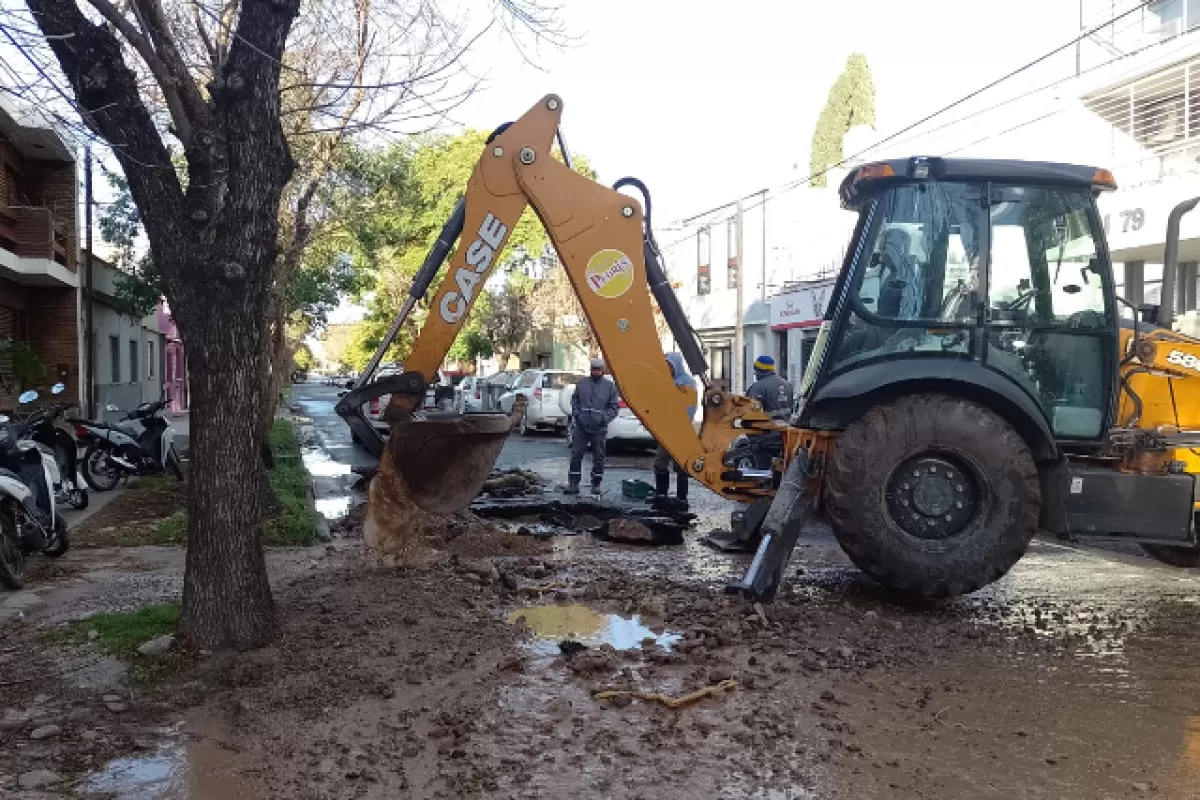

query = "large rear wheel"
[[825, 393, 1041, 597]]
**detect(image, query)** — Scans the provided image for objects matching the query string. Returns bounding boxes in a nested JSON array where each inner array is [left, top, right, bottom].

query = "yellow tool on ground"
[[338, 94, 1200, 602]]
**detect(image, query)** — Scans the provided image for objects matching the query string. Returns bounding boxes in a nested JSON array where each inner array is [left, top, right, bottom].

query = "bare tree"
[[5, 0, 564, 650]]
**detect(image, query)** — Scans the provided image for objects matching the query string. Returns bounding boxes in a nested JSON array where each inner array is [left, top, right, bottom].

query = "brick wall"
[[0, 136, 76, 272], [23, 162, 76, 271], [24, 286, 79, 405]]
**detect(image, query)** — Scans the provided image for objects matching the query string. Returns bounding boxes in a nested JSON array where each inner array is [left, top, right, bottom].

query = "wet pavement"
[[281, 382, 1200, 798], [7, 383, 1200, 798]]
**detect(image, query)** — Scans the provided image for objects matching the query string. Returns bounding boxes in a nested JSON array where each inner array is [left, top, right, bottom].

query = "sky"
[[323, 0, 1087, 324], [452, 0, 1083, 224]]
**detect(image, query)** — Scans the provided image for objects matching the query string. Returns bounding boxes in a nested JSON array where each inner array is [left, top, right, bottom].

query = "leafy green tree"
[[0, 338, 45, 395], [341, 131, 594, 368], [809, 53, 876, 187]]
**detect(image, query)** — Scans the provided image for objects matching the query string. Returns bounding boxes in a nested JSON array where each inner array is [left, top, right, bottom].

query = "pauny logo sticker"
[[585, 249, 634, 299]]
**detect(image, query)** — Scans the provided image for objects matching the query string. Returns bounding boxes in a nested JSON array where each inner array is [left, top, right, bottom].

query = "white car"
[[498, 369, 582, 435], [453, 375, 488, 413], [355, 364, 447, 436]]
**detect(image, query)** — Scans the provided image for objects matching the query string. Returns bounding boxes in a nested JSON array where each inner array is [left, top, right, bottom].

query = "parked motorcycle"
[[0, 389, 71, 589], [26, 383, 88, 510], [73, 400, 183, 492]]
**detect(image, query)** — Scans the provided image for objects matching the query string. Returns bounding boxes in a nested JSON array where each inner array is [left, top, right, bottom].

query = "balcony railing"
[[0, 205, 75, 271]]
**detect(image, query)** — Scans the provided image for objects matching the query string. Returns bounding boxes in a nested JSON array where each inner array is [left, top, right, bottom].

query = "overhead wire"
[[667, 0, 1160, 237]]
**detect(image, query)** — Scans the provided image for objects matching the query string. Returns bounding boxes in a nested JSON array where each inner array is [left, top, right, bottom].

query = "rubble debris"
[[592, 679, 738, 709], [480, 468, 546, 498], [599, 519, 655, 543]]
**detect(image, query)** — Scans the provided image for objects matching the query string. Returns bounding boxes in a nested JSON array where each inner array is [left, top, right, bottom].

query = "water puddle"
[[80, 719, 251, 799], [315, 495, 352, 519], [301, 447, 353, 478], [508, 603, 680, 655]]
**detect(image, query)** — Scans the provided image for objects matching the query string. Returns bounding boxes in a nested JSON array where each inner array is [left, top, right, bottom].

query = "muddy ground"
[[3, 383, 1200, 799]]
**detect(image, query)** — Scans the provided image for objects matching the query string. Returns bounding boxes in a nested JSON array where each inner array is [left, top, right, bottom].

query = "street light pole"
[[83, 144, 94, 418]]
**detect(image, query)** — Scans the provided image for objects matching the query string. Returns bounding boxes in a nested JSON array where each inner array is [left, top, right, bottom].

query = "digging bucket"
[[379, 412, 514, 514]]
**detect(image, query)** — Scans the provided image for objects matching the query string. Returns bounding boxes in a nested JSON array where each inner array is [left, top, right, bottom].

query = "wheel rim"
[[0, 521, 22, 579], [88, 451, 119, 488], [885, 453, 980, 540]]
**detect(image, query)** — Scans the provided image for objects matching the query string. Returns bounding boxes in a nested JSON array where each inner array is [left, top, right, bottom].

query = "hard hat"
[[753, 355, 776, 373]]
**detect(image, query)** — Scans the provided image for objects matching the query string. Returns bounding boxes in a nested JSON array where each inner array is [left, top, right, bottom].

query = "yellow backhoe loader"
[[337, 95, 1200, 602]]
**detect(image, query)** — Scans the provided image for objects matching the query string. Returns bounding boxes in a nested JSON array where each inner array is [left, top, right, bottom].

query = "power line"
[[670, 1, 1157, 230]]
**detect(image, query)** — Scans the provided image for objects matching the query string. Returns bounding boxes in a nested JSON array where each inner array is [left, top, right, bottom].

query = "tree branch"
[[83, 0, 194, 144]]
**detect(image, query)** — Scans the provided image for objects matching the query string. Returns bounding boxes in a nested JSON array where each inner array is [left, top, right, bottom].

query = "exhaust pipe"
[[1157, 196, 1200, 330]]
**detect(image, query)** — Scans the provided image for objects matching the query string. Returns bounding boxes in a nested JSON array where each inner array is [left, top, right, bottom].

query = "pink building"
[[158, 300, 188, 413]]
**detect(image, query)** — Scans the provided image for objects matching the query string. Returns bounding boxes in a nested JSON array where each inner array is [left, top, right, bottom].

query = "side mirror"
[[1138, 304, 1159, 325], [18, 390, 37, 404], [51, 382, 65, 395], [106, 404, 119, 412]]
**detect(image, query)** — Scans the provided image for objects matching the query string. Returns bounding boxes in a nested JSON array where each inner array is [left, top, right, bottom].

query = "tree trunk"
[[181, 304, 277, 649]]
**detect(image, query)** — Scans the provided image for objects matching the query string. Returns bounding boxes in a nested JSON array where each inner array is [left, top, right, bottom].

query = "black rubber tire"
[[43, 516, 70, 558], [1141, 543, 1200, 568], [82, 446, 121, 492], [0, 513, 25, 589], [168, 448, 184, 481], [825, 393, 1041, 598]]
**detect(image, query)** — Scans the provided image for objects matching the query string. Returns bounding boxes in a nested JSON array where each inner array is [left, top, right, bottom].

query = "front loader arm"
[[354, 94, 776, 501]]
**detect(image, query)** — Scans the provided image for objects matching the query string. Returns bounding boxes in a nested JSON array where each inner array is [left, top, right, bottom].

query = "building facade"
[[0, 97, 79, 412], [87, 257, 171, 415]]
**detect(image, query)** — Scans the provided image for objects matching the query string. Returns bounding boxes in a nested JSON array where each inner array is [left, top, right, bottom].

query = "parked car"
[[453, 375, 484, 413], [498, 369, 582, 435], [351, 364, 447, 442]]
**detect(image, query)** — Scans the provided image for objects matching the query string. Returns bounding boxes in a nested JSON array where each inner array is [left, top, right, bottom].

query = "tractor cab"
[[797, 157, 1120, 459]]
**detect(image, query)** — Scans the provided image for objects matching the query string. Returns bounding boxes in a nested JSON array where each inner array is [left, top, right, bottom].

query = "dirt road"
[[3, 382, 1200, 799]]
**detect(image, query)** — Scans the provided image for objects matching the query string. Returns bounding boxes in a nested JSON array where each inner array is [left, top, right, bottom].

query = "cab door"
[[981, 185, 1117, 443]]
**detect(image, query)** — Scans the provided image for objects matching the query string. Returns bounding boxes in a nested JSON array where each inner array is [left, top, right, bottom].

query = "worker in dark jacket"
[[745, 355, 793, 415], [567, 357, 619, 495], [652, 352, 695, 511], [745, 355, 794, 470]]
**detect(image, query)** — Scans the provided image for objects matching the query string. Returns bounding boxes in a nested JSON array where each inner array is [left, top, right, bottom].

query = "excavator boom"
[[337, 95, 779, 549]]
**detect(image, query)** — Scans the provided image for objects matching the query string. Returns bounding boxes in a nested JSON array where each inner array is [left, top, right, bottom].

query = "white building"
[[859, 0, 1200, 312], [665, 1, 1200, 390]]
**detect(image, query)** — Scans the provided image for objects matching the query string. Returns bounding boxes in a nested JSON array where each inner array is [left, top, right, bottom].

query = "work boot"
[[650, 470, 670, 507], [564, 481, 580, 495], [675, 475, 689, 512]]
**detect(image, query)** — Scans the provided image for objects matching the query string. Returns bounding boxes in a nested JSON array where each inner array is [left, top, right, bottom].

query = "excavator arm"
[[338, 95, 780, 501]]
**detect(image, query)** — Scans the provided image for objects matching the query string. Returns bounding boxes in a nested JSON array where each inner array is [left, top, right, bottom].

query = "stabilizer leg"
[[725, 452, 816, 602]]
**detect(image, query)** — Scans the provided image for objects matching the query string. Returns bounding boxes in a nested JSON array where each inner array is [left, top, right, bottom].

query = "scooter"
[[0, 388, 71, 590], [26, 383, 88, 510], [73, 399, 183, 492]]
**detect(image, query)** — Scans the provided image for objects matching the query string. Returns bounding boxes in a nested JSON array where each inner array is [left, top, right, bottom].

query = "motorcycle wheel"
[[167, 448, 184, 481], [82, 446, 121, 492], [68, 485, 89, 510], [0, 513, 25, 590], [42, 516, 70, 558]]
